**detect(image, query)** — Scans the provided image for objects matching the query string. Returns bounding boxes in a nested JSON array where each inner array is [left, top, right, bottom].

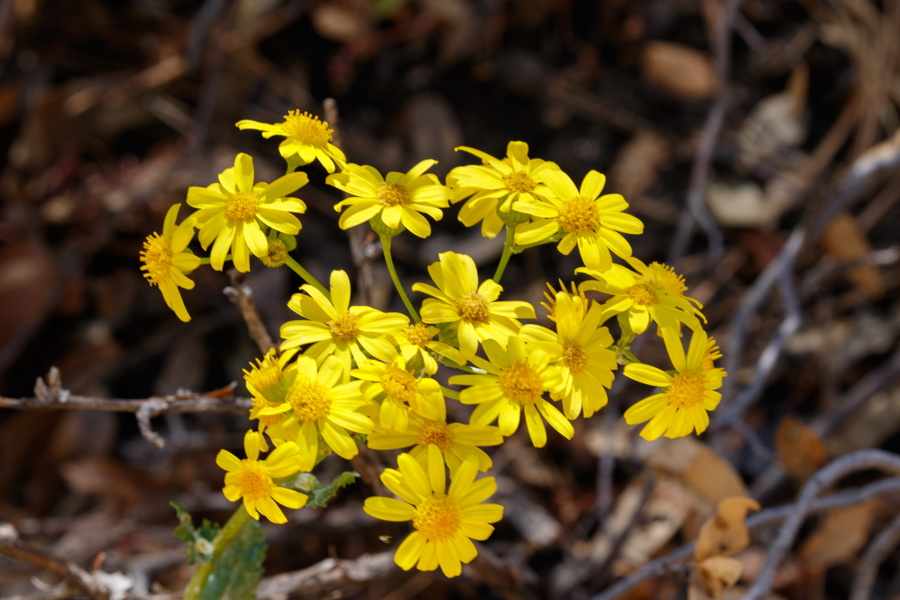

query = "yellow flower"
[[368, 412, 502, 475], [280, 269, 409, 377], [521, 292, 617, 419], [353, 356, 444, 432], [140, 204, 201, 322], [327, 161, 452, 238], [447, 141, 562, 239], [397, 323, 462, 375], [216, 430, 308, 523], [449, 336, 574, 448], [363, 447, 504, 577], [236, 110, 346, 173], [578, 257, 705, 335], [623, 329, 726, 440], [187, 153, 308, 272], [244, 350, 294, 440], [260, 355, 373, 471], [539, 279, 585, 322], [412, 252, 535, 360], [514, 170, 644, 271]]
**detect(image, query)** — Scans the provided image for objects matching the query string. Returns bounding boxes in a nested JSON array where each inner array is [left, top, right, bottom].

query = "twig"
[[0, 523, 110, 600], [849, 510, 900, 600], [255, 551, 396, 598], [742, 450, 900, 600], [224, 270, 277, 354]]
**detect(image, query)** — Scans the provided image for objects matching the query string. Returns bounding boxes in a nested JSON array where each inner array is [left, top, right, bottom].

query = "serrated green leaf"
[[306, 471, 359, 508], [171, 502, 220, 565], [200, 518, 266, 600]]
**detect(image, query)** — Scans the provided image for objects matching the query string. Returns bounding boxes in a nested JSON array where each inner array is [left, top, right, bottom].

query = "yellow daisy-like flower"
[[539, 279, 586, 322], [449, 336, 574, 448], [280, 269, 409, 378], [236, 110, 346, 173], [187, 153, 308, 272], [412, 252, 535, 361], [259, 355, 373, 471], [368, 412, 502, 475], [327, 160, 453, 238], [578, 257, 705, 335], [520, 292, 618, 419], [447, 141, 562, 239], [514, 170, 644, 271], [363, 446, 504, 578], [353, 356, 444, 433], [397, 322, 463, 375], [140, 203, 201, 322], [244, 349, 295, 440], [623, 329, 726, 440], [215, 430, 308, 523]]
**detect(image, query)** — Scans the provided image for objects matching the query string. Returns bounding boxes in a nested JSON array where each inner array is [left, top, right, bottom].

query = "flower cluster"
[[140, 111, 726, 577]]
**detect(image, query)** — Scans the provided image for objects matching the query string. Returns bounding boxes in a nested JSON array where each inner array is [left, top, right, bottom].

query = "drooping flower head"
[[327, 161, 453, 238], [578, 257, 705, 335], [449, 336, 574, 448], [521, 292, 618, 419], [447, 141, 562, 239], [514, 170, 644, 271], [412, 252, 535, 361], [140, 203, 201, 322], [353, 356, 445, 433], [187, 153, 308, 272], [236, 110, 346, 173], [623, 329, 726, 440], [280, 269, 409, 378], [260, 355, 373, 471], [216, 430, 308, 523], [363, 447, 504, 577], [244, 349, 294, 439]]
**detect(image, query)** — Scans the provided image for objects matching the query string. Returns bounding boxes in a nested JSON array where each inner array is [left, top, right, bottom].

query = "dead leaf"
[[737, 63, 809, 161], [641, 42, 718, 100], [774, 416, 828, 481], [695, 497, 761, 561], [610, 129, 670, 199], [647, 438, 749, 508], [696, 556, 744, 598], [799, 501, 877, 567], [819, 212, 884, 299], [310, 4, 366, 43]]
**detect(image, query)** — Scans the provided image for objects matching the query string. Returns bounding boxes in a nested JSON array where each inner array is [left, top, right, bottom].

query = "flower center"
[[562, 344, 587, 374], [140, 233, 172, 286], [261, 238, 287, 268], [667, 370, 707, 408], [503, 172, 536, 194], [329, 312, 360, 342], [499, 361, 544, 405], [235, 461, 274, 502], [376, 183, 409, 207], [282, 110, 332, 147], [244, 357, 289, 405], [558, 195, 599, 233], [648, 262, 686, 294], [406, 323, 434, 348], [455, 292, 490, 323], [382, 364, 418, 405], [417, 421, 453, 451], [226, 191, 260, 223], [627, 284, 658, 307], [413, 494, 462, 542], [286, 376, 332, 422]]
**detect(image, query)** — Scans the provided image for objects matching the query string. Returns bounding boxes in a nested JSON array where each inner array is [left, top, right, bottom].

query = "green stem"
[[183, 505, 251, 600], [493, 226, 515, 283], [285, 256, 329, 298], [435, 355, 485, 375], [199, 254, 231, 265], [441, 386, 460, 401], [511, 238, 556, 253], [381, 236, 420, 322]]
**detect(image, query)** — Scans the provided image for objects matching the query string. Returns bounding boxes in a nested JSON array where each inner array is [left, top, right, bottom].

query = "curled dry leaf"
[[798, 501, 878, 568], [695, 497, 761, 561], [696, 556, 744, 599], [774, 416, 828, 481], [640, 41, 718, 100], [647, 438, 749, 508]]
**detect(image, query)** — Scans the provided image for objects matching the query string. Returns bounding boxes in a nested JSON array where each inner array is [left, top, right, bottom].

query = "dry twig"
[[224, 270, 277, 354]]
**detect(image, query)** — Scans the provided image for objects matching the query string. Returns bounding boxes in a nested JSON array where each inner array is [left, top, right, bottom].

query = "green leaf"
[[171, 502, 220, 565], [200, 518, 266, 600], [306, 471, 359, 509]]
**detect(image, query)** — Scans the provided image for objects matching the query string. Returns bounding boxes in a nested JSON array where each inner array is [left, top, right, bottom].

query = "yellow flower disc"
[[376, 182, 410, 207], [235, 461, 275, 502], [283, 110, 332, 147], [499, 361, 544, 405], [666, 371, 707, 408], [417, 421, 453, 452], [287, 377, 332, 422], [413, 494, 462, 542], [455, 292, 491, 323], [329, 312, 360, 342], [627, 283, 658, 307], [503, 172, 535, 194], [225, 191, 260, 223], [558, 195, 599, 233], [562, 343, 587, 374], [140, 233, 173, 285], [406, 323, 434, 348], [382, 364, 418, 404]]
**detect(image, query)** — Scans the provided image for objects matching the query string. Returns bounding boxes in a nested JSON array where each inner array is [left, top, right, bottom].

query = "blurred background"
[[1, 0, 900, 598]]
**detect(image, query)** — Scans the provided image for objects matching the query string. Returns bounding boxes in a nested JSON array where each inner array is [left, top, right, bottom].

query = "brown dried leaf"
[[774, 416, 828, 481], [610, 129, 670, 199], [696, 556, 744, 598], [819, 211, 884, 299], [310, 4, 366, 43], [647, 438, 748, 508], [641, 42, 718, 100], [695, 497, 761, 561], [798, 501, 877, 567]]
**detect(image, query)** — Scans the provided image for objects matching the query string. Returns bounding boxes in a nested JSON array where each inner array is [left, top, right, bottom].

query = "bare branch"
[[849, 510, 900, 600], [224, 270, 277, 355], [255, 551, 395, 599]]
